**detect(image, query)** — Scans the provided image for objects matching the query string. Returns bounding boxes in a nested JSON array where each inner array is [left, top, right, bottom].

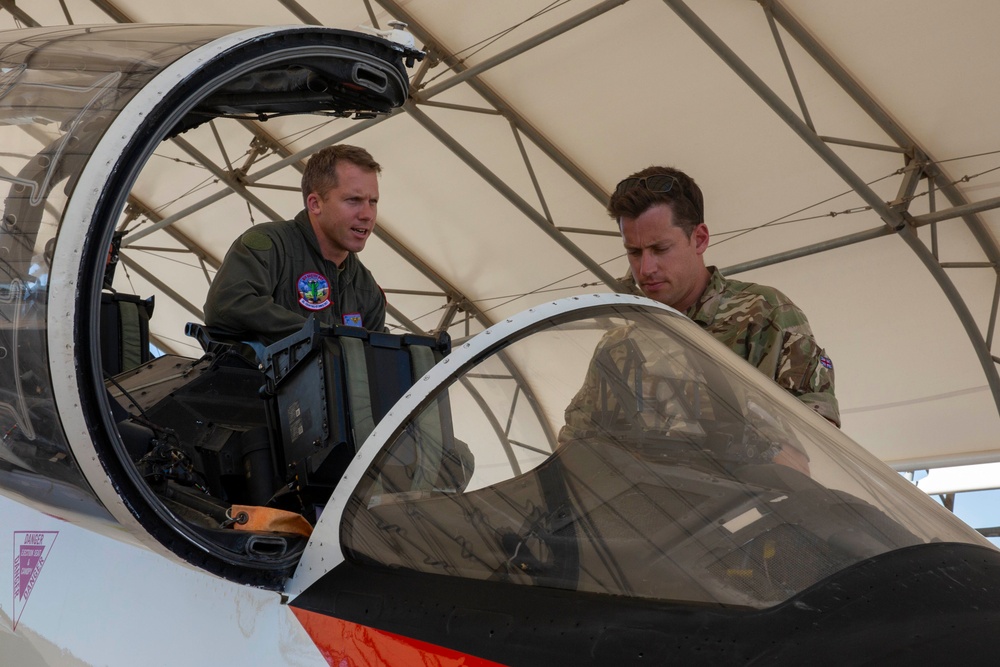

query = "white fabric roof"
[[1, 0, 998, 472]]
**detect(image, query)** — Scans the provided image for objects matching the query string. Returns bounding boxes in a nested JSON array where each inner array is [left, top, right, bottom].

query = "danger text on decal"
[[12, 530, 58, 631]]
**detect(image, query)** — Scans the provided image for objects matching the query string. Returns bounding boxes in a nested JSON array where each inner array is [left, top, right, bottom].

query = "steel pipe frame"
[[767, 0, 1000, 267], [663, 0, 1000, 416], [44, 0, 1000, 399], [372, 0, 1000, 319], [119, 254, 204, 322], [48, 0, 1000, 477], [357, 0, 638, 315], [61, 0, 1000, 282], [404, 101, 619, 288], [79, 0, 637, 325], [724, 195, 1000, 276], [765, 0, 1000, 381], [0, 0, 39, 26], [123, 0, 635, 322], [375, 0, 618, 205]]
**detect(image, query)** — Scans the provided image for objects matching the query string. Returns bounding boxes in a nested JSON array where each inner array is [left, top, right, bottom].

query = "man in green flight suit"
[[204, 144, 387, 345]]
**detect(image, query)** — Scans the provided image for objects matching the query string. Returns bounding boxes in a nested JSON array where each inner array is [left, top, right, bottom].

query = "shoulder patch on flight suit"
[[242, 231, 273, 252]]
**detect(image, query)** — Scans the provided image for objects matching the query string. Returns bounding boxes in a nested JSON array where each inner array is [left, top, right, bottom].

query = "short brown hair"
[[301, 144, 381, 205], [607, 166, 704, 237]]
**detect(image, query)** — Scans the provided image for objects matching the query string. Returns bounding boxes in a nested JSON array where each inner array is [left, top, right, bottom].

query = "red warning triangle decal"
[[12, 531, 58, 631]]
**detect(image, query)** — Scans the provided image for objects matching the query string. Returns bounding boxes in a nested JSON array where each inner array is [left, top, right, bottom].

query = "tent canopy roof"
[[1, 0, 997, 471]]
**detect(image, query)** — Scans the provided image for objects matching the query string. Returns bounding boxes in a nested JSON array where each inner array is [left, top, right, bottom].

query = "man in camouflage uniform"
[[608, 165, 839, 428], [557, 313, 809, 472], [560, 322, 715, 443]]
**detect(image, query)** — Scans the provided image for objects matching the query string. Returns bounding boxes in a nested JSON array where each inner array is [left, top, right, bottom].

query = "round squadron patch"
[[297, 272, 332, 311]]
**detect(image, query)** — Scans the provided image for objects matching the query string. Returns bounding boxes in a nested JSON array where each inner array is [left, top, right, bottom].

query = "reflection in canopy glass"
[[343, 306, 987, 608]]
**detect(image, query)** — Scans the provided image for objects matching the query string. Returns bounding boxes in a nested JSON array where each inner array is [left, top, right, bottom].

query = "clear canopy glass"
[[0, 25, 234, 514], [342, 305, 988, 608]]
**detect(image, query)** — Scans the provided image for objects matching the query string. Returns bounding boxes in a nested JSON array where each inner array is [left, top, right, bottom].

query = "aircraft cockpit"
[[0, 22, 427, 586], [324, 299, 983, 609], [89, 284, 989, 608], [103, 313, 452, 568]]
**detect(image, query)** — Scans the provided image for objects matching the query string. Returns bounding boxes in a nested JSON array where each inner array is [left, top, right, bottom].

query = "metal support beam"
[[664, 0, 1000, 417], [557, 227, 619, 238], [435, 298, 461, 335], [384, 301, 422, 334], [762, 3, 813, 132], [404, 101, 619, 289], [939, 493, 956, 512], [511, 122, 554, 225], [119, 254, 204, 322], [818, 136, 907, 154], [375, 0, 614, 207], [124, 114, 397, 246], [273, 0, 320, 25], [83, 0, 131, 23], [0, 1, 38, 25], [913, 195, 1000, 226], [890, 156, 926, 211], [416, 0, 631, 103], [767, 0, 1000, 269], [723, 226, 892, 275], [171, 136, 284, 222], [148, 332, 179, 357], [374, 222, 492, 330], [989, 275, 1000, 350], [724, 194, 1000, 275], [125, 196, 221, 272]]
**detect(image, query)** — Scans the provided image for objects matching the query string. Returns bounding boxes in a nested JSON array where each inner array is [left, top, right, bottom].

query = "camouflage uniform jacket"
[[687, 267, 839, 426], [204, 210, 386, 345]]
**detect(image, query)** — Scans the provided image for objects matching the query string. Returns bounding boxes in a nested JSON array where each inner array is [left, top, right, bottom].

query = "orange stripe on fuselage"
[[291, 607, 508, 667]]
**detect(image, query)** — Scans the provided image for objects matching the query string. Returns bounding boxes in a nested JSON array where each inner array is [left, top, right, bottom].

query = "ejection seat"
[[182, 318, 454, 516], [99, 291, 155, 377]]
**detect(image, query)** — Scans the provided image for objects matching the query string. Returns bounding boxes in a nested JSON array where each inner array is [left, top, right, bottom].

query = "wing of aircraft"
[[0, 22, 998, 666]]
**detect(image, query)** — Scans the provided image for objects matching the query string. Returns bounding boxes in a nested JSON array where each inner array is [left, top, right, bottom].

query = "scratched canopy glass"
[[0, 26, 235, 516], [342, 304, 988, 608]]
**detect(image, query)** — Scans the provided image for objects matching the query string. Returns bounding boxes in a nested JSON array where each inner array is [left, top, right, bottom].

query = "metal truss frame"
[[3, 0, 998, 418], [663, 0, 1000, 418]]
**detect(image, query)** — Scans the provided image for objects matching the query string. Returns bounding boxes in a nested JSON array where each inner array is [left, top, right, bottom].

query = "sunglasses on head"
[[613, 174, 680, 197]]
